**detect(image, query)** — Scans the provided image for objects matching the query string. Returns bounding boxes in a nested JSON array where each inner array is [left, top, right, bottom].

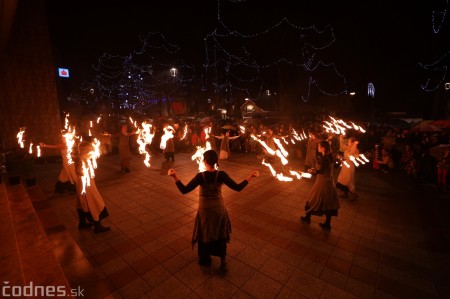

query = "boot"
[[198, 255, 212, 267], [94, 221, 110, 233], [77, 209, 93, 230], [319, 215, 332, 230], [300, 214, 311, 224], [55, 181, 66, 193], [219, 256, 228, 274]]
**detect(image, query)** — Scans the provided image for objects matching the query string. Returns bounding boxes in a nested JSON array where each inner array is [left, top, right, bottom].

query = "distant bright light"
[[58, 68, 69, 78], [245, 98, 250, 101], [368, 82, 375, 98], [266, 90, 271, 96], [349, 92, 356, 96], [170, 67, 178, 77], [445, 83, 450, 90]]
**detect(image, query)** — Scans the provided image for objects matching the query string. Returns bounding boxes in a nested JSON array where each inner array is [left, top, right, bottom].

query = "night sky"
[[45, 0, 449, 115]]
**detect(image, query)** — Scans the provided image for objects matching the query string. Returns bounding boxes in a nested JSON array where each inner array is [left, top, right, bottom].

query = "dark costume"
[[164, 137, 175, 162], [175, 171, 248, 261], [304, 154, 340, 218]]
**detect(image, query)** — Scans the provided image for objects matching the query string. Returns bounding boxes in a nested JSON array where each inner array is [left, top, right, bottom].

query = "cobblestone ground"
[[32, 151, 450, 298]]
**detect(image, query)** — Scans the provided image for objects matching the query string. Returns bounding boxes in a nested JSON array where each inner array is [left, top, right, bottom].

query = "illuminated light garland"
[[420, 1, 450, 92], [203, 3, 349, 104], [69, 33, 195, 113], [419, 58, 448, 92], [66, 1, 350, 110], [432, 1, 448, 34]]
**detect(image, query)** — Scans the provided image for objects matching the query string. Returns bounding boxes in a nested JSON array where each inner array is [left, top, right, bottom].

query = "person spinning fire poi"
[[336, 136, 360, 200], [300, 140, 340, 230], [40, 132, 77, 193], [215, 131, 239, 160], [75, 138, 110, 233], [168, 150, 259, 273], [105, 123, 137, 173]]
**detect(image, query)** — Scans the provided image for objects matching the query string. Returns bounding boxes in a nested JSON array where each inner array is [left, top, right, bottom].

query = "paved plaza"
[[4, 151, 450, 298]]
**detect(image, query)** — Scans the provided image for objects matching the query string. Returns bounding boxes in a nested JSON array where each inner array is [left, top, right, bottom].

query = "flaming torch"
[[160, 126, 174, 150], [17, 127, 25, 148], [191, 126, 212, 172], [63, 128, 76, 165], [136, 122, 155, 167]]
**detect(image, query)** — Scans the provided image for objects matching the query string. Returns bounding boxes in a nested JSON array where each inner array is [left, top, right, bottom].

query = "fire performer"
[[168, 150, 259, 273], [336, 136, 360, 200], [40, 133, 77, 193], [300, 141, 340, 230], [75, 139, 110, 233], [106, 123, 137, 173], [215, 131, 239, 160], [304, 131, 319, 172]]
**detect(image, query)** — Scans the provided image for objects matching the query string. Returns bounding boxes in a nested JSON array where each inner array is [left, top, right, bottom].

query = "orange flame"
[[181, 124, 188, 140], [17, 127, 25, 148], [63, 130, 76, 165], [64, 114, 70, 130], [160, 126, 174, 150], [137, 122, 154, 167]]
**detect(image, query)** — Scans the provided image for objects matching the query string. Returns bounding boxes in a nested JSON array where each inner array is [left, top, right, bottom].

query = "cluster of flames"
[[322, 116, 370, 168], [250, 132, 312, 182], [323, 116, 366, 136], [65, 114, 102, 195], [17, 114, 104, 195], [17, 127, 41, 158], [16, 114, 371, 189], [191, 127, 212, 172]]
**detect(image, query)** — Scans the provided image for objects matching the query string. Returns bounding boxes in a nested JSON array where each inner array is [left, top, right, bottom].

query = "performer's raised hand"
[[247, 170, 259, 182], [168, 168, 179, 182]]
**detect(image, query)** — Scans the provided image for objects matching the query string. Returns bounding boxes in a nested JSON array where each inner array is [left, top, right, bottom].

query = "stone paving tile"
[[24, 151, 450, 298]]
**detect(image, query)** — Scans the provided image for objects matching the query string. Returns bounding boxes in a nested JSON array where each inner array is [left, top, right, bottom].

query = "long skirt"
[[76, 177, 109, 221], [198, 240, 227, 257], [305, 175, 340, 217]]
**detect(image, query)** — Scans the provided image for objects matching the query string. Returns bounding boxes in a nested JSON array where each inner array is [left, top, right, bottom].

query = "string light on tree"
[[69, 32, 195, 114], [420, 1, 450, 92]]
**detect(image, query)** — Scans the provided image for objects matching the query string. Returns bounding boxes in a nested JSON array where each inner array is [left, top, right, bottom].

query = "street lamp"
[[170, 67, 178, 77]]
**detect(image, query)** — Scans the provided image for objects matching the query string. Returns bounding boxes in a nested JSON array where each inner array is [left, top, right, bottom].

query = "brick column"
[[0, 0, 62, 151]]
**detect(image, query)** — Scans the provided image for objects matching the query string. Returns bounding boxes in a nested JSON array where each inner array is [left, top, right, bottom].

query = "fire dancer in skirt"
[[215, 131, 239, 160], [300, 141, 340, 230], [75, 139, 110, 233], [40, 133, 77, 193], [336, 136, 360, 200], [106, 123, 137, 173], [168, 150, 259, 273]]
